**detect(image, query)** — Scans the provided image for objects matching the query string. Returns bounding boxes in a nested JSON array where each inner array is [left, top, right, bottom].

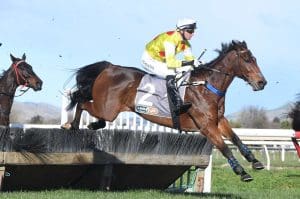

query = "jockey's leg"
[[142, 51, 192, 114], [166, 75, 191, 114]]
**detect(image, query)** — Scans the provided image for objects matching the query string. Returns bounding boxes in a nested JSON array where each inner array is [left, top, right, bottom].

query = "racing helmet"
[[176, 18, 197, 30]]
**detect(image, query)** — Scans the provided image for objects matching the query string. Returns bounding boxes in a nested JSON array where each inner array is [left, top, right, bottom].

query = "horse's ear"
[[232, 40, 238, 45], [22, 53, 26, 60], [10, 54, 17, 62], [242, 41, 248, 48]]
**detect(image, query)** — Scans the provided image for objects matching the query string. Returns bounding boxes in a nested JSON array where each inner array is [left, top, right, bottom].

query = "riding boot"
[[166, 75, 192, 114]]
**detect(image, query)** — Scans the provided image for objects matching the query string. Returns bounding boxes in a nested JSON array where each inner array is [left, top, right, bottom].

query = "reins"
[[14, 87, 30, 97], [0, 87, 30, 98], [196, 65, 232, 76]]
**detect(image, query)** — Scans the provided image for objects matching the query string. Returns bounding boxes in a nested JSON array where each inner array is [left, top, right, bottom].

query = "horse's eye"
[[19, 64, 33, 77], [21, 70, 31, 78], [24, 64, 33, 70]]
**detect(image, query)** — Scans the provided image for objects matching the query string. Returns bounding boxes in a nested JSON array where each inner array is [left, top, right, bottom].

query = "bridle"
[[0, 60, 30, 97], [234, 49, 258, 83], [199, 48, 253, 77], [12, 60, 30, 87], [181, 48, 256, 97]]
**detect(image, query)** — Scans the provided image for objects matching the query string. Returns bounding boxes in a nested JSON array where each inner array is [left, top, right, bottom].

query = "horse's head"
[[10, 53, 43, 91], [231, 40, 267, 91]]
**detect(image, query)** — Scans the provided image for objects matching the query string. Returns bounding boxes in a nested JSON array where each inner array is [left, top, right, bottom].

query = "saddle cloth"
[[135, 72, 190, 118]]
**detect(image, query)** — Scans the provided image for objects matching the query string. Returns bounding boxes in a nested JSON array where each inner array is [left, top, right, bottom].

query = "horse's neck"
[[0, 70, 17, 110], [0, 69, 17, 126], [0, 69, 18, 94], [207, 52, 236, 92]]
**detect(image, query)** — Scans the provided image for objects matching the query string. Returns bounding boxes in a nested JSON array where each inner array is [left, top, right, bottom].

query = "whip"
[[197, 48, 207, 61]]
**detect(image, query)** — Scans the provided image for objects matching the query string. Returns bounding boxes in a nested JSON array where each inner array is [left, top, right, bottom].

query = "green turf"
[[0, 150, 298, 199]]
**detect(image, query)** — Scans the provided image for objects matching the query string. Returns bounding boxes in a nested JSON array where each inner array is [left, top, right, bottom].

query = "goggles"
[[185, 29, 195, 34]]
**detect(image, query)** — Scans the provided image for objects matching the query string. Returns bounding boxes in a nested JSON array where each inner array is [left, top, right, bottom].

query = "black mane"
[[0, 68, 10, 79], [195, 40, 247, 71], [0, 58, 24, 79]]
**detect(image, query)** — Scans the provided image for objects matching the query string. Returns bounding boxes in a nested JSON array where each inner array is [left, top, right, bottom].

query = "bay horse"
[[0, 54, 43, 126], [62, 40, 267, 181]]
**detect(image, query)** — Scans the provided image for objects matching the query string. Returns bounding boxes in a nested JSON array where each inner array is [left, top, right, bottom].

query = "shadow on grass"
[[286, 174, 300, 177], [166, 190, 242, 199]]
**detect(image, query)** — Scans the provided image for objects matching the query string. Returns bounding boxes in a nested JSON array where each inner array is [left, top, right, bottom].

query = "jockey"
[[141, 18, 201, 114]]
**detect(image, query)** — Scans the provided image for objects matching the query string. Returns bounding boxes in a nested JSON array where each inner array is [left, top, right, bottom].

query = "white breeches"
[[141, 51, 175, 79]]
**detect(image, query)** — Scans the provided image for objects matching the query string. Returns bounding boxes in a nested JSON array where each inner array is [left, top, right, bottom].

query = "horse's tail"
[[66, 61, 110, 111], [289, 97, 300, 131]]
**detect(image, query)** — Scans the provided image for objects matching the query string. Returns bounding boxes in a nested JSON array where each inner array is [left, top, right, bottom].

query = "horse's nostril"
[[36, 82, 42, 90], [258, 80, 267, 88]]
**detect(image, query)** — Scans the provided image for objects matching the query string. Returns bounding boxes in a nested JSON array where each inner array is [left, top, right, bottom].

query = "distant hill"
[[226, 102, 294, 122], [9, 101, 295, 124], [11, 101, 61, 124]]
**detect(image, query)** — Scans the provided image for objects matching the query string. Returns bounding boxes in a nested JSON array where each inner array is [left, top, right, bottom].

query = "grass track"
[[0, 150, 299, 199]]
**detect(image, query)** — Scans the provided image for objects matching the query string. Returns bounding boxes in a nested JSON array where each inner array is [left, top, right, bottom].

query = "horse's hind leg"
[[218, 117, 264, 170], [62, 101, 106, 130], [61, 103, 83, 130], [80, 101, 119, 130], [87, 119, 106, 130]]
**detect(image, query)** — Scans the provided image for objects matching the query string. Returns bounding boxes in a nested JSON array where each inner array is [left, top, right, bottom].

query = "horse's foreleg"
[[188, 109, 252, 181], [204, 125, 253, 182], [218, 117, 264, 170]]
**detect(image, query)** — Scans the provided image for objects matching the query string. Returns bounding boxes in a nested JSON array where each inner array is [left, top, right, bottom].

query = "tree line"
[[229, 106, 291, 129], [10, 105, 292, 129]]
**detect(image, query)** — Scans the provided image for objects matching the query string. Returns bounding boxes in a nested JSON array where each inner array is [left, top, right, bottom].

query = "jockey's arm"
[[164, 41, 195, 68], [164, 41, 181, 68]]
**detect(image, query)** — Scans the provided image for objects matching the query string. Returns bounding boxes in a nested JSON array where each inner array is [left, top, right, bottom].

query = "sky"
[[0, 0, 299, 115]]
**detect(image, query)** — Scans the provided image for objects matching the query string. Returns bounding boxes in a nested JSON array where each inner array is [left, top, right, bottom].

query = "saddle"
[[135, 72, 190, 119]]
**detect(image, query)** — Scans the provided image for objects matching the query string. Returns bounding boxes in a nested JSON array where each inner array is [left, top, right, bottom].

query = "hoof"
[[61, 123, 79, 130], [252, 160, 264, 170], [87, 120, 106, 130], [61, 123, 72, 130], [241, 173, 253, 182]]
